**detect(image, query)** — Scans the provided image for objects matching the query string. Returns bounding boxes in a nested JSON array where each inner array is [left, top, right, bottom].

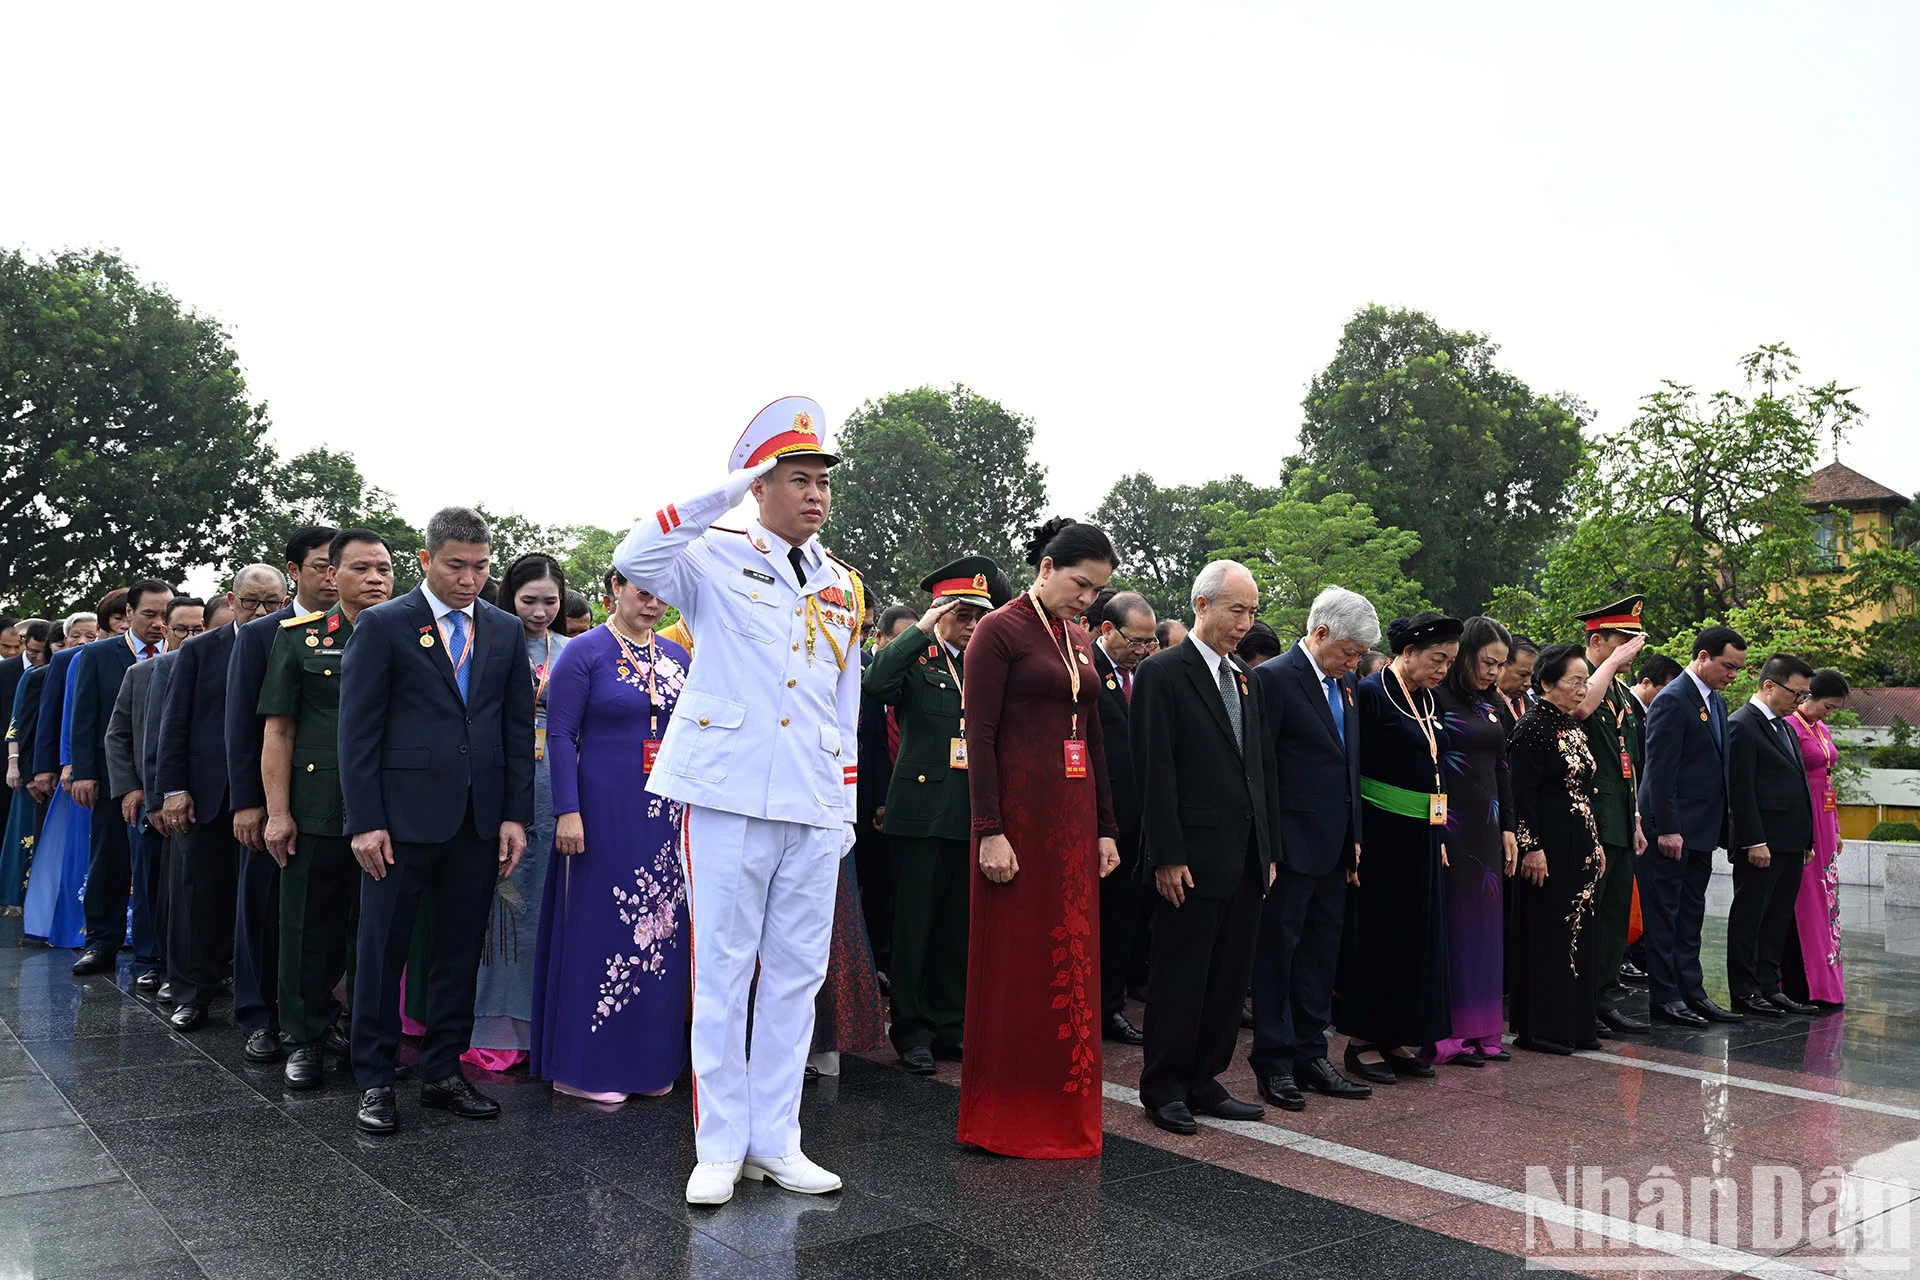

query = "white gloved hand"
[[724, 457, 783, 505], [841, 823, 858, 858]]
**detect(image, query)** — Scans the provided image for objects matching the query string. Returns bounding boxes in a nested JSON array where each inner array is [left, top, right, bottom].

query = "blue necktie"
[[447, 611, 471, 703], [1324, 676, 1345, 744]]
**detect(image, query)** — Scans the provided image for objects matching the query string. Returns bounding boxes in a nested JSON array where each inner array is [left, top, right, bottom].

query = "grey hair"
[[1191, 559, 1251, 608], [425, 506, 492, 555], [63, 611, 97, 632], [1306, 586, 1381, 646], [232, 563, 283, 593]]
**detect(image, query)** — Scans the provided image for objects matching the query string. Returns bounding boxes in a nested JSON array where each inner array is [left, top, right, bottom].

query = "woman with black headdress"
[[1335, 611, 1462, 1084]]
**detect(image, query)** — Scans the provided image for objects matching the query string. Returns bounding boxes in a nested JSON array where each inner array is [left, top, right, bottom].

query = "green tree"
[[230, 446, 425, 592], [1496, 345, 1863, 647], [1095, 473, 1282, 620], [551, 523, 624, 600], [1286, 304, 1588, 617], [828, 385, 1048, 607], [1205, 493, 1426, 638], [0, 248, 273, 611]]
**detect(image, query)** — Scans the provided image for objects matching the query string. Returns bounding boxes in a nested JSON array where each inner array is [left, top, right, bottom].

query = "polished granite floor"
[[0, 877, 1916, 1279]]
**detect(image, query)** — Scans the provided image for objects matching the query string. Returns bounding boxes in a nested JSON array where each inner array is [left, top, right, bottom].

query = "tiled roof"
[[1849, 687, 1920, 728], [1805, 461, 1910, 508]]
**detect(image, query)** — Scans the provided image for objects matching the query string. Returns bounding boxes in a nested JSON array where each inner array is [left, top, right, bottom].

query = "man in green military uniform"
[[862, 556, 999, 1075], [258, 530, 395, 1089], [1573, 594, 1652, 1036]]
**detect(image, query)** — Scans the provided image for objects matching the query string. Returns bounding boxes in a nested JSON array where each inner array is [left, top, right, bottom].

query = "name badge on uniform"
[[643, 739, 661, 773], [950, 737, 968, 770], [743, 568, 775, 584], [1063, 739, 1088, 779], [1619, 749, 1633, 780], [1428, 793, 1448, 826]]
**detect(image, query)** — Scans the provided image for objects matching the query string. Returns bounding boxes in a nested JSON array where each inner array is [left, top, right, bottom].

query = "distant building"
[[1802, 461, 1912, 631]]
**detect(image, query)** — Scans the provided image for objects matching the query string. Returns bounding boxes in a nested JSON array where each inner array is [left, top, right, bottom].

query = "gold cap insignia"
[[1631, 601, 1644, 618], [792, 411, 815, 436], [972, 573, 988, 590]]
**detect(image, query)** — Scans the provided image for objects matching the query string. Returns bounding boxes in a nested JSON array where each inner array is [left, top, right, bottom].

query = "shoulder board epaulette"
[[280, 611, 325, 628], [824, 550, 859, 574]]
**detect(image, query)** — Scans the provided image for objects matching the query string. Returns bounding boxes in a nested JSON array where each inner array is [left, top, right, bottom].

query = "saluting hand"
[[916, 598, 961, 634], [352, 829, 395, 880], [498, 820, 528, 879]]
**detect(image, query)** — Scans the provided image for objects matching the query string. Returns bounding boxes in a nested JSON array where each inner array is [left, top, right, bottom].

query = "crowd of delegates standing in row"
[[0, 497, 1856, 1166]]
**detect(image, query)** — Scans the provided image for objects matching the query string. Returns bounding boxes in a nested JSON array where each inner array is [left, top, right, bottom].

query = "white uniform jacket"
[[614, 474, 863, 830]]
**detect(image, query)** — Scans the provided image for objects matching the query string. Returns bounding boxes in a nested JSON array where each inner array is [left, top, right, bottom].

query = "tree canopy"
[[232, 446, 425, 591], [0, 248, 273, 612], [1095, 473, 1281, 621], [1287, 304, 1587, 617], [1206, 492, 1426, 639], [826, 385, 1048, 608]]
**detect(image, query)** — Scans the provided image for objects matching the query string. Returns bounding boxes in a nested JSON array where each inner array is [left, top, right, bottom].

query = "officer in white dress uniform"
[[613, 396, 864, 1206]]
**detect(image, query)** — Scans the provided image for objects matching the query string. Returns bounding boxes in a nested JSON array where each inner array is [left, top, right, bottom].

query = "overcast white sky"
[[8, 3, 1916, 543]]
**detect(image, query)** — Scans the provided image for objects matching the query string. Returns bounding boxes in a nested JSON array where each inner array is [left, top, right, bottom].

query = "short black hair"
[[1236, 619, 1283, 665], [1022, 517, 1116, 571], [1759, 652, 1815, 687], [1155, 618, 1184, 647], [47, 622, 65, 646], [0, 614, 16, 631], [425, 507, 491, 555], [564, 589, 593, 620], [878, 604, 919, 636], [286, 526, 338, 570], [1691, 625, 1747, 661], [478, 576, 501, 606], [165, 596, 204, 620], [23, 620, 51, 646], [125, 579, 173, 613], [328, 527, 391, 568], [1637, 654, 1683, 688], [1809, 668, 1851, 700], [1534, 642, 1589, 691], [1508, 633, 1539, 659], [1101, 591, 1153, 630]]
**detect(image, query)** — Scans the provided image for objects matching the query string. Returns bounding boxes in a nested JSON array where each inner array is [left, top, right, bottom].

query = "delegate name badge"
[[1063, 739, 1088, 779], [1620, 749, 1633, 780], [1824, 784, 1837, 812], [1428, 792, 1448, 826], [642, 739, 661, 773], [949, 737, 969, 770], [534, 726, 547, 762]]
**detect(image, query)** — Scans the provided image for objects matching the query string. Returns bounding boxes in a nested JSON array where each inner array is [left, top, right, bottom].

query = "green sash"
[[1360, 776, 1442, 821]]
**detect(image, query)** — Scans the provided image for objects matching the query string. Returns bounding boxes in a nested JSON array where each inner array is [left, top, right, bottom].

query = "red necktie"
[[142, 643, 155, 661], [1120, 669, 1132, 703]]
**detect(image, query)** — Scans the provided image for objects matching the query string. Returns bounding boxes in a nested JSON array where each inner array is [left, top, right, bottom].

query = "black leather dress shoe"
[[1193, 1095, 1264, 1121], [1687, 997, 1743, 1023], [244, 1029, 284, 1062], [284, 1045, 324, 1091], [421, 1075, 500, 1119], [1734, 993, 1783, 1019], [326, 1023, 351, 1059], [71, 947, 115, 976], [133, 968, 161, 993], [932, 1042, 963, 1062], [1479, 1046, 1512, 1062], [1148, 1101, 1197, 1135], [1617, 960, 1650, 987], [898, 1046, 936, 1075], [1652, 1001, 1708, 1028], [168, 1005, 206, 1032], [1445, 1050, 1486, 1067], [1599, 1006, 1651, 1034], [1769, 992, 1820, 1016], [1342, 1044, 1397, 1086], [357, 1087, 398, 1134], [1102, 1012, 1145, 1046], [1258, 1073, 1306, 1112], [156, 981, 175, 1004], [1385, 1052, 1435, 1080], [1299, 1056, 1371, 1099], [1515, 1036, 1574, 1056]]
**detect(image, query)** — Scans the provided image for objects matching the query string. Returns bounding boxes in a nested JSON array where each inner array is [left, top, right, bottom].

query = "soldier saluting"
[[613, 397, 864, 1207]]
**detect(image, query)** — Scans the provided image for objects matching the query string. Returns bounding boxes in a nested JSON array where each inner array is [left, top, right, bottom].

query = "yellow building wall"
[[1840, 805, 1920, 840], [1778, 505, 1914, 632]]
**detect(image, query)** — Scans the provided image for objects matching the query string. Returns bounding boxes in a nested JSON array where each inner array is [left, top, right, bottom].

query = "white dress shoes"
[[684, 1159, 745, 1205], [741, 1152, 842, 1194]]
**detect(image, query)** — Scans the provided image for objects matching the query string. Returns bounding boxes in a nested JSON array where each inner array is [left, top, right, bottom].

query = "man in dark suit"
[[1638, 624, 1747, 1028], [1132, 562, 1281, 1135], [855, 603, 920, 980], [225, 529, 333, 1057], [340, 507, 534, 1135], [154, 566, 286, 1036], [1247, 585, 1379, 1111], [70, 581, 173, 976], [30, 611, 104, 814], [1727, 653, 1819, 1019], [1092, 590, 1156, 1046]]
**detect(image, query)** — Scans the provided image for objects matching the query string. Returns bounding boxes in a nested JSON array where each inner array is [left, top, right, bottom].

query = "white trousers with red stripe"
[[682, 804, 841, 1163]]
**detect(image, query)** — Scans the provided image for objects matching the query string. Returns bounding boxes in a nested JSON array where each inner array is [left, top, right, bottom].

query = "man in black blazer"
[[1247, 585, 1379, 1111], [1727, 653, 1819, 1018], [339, 507, 534, 1135], [154, 566, 286, 1036], [1637, 624, 1747, 1028], [71, 581, 173, 976], [1131, 562, 1280, 1135], [225, 529, 333, 1058], [1092, 590, 1156, 1046]]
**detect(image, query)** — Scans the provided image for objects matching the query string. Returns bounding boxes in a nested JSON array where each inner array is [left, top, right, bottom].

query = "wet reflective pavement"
[[1, 878, 1915, 1278]]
